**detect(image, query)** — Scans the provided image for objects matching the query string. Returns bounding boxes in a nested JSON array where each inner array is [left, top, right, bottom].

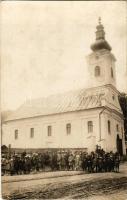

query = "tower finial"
[[98, 17, 101, 25]]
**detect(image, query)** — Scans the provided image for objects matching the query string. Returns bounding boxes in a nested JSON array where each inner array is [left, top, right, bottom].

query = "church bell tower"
[[86, 18, 116, 88]]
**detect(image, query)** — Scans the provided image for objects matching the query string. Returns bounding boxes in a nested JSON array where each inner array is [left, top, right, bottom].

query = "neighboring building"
[[2, 19, 126, 155]]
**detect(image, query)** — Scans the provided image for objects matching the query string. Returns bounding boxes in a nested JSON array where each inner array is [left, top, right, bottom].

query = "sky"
[[1, 1, 127, 111]]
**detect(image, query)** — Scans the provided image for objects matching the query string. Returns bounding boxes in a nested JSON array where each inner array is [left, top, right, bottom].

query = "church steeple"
[[86, 18, 116, 88], [91, 18, 112, 52]]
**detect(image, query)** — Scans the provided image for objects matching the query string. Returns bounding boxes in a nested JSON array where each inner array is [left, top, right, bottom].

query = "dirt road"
[[2, 163, 127, 200]]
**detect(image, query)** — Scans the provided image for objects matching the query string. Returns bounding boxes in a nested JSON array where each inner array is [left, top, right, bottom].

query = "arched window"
[[66, 123, 71, 135], [47, 125, 52, 136], [15, 129, 18, 139], [111, 67, 114, 78], [95, 66, 100, 77], [88, 121, 93, 133], [112, 95, 115, 100], [116, 124, 119, 132], [108, 120, 111, 134], [30, 128, 34, 138]]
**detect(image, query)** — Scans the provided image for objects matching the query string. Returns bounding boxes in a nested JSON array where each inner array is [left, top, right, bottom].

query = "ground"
[[2, 162, 127, 200]]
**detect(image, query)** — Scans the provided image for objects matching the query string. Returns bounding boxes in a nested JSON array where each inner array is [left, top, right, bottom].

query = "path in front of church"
[[2, 162, 127, 200]]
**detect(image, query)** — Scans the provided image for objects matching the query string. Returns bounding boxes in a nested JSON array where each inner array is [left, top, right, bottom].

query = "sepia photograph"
[[1, 1, 127, 199]]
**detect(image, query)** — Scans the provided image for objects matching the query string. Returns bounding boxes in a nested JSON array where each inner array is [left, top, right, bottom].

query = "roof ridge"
[[3, 84, 120, 122]]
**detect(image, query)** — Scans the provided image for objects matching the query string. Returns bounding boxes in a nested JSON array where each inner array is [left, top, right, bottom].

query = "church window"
[[88, 121, 93, 133], [95, 66, 100, 77], [66, 123, 71, 135], [47, 125, 52, 136], [112, 95, 115, 100], [30, 128, 34, 138], [111, 67, 114, 78], [15, 129, 18, 139], [116, 124, 119, 132], [108, 120, 111, 134]]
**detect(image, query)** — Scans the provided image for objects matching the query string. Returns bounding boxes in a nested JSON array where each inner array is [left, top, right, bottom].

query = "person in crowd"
[[1, 148, 121, 176]]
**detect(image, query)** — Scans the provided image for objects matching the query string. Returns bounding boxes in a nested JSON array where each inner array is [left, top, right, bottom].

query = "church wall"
[[103, 54, 116, 86], [104, 85, 122, 113], [2, 108, 126, 154], [100, 110, 126, 154], [2, 109, 101, 152]]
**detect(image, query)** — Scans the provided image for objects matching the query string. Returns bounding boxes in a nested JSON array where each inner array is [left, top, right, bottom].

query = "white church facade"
[[2, 19, 126, 155]]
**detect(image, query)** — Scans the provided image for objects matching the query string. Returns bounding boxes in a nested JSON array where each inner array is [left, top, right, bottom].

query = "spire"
[[96, 17, 105, 40], [91, 18, 112, 51]]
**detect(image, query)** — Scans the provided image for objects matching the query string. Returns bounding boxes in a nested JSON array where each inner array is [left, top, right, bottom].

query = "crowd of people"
[[1, 148, 121, 176]]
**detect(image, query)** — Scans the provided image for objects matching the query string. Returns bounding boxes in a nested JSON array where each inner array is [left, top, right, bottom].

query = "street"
[[2, 162, 127, 200]]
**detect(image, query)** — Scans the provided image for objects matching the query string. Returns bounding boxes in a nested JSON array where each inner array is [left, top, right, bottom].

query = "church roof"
[[4, 86, 107, 122]]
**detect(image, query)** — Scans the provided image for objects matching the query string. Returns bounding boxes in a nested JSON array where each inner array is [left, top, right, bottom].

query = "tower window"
[[111, 67, 114, 78], [15, 129, 18, 139], [30, 128, 34, 138], [95, 66, 100, 77], [108, 120, 111, 134], [47, 125, 52, 136], [88, 121, 93, 133], [116, 124, 119, 132], [112, 95, 115, 100], [66, 123, 71, 135]]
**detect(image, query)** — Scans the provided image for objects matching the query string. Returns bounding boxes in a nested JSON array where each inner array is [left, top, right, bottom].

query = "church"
[[2, 19, 126, 155]]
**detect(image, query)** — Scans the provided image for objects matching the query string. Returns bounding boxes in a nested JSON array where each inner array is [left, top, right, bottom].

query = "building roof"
[[4, 86, 108, 122], [3, 84, 122, 122]]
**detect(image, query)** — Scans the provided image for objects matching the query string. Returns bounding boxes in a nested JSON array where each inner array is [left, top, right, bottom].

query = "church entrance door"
[[116, 134, 123, 156]]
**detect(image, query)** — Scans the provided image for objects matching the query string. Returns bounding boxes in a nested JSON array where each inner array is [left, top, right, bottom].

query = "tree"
[[119, 93, 127, 141]]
